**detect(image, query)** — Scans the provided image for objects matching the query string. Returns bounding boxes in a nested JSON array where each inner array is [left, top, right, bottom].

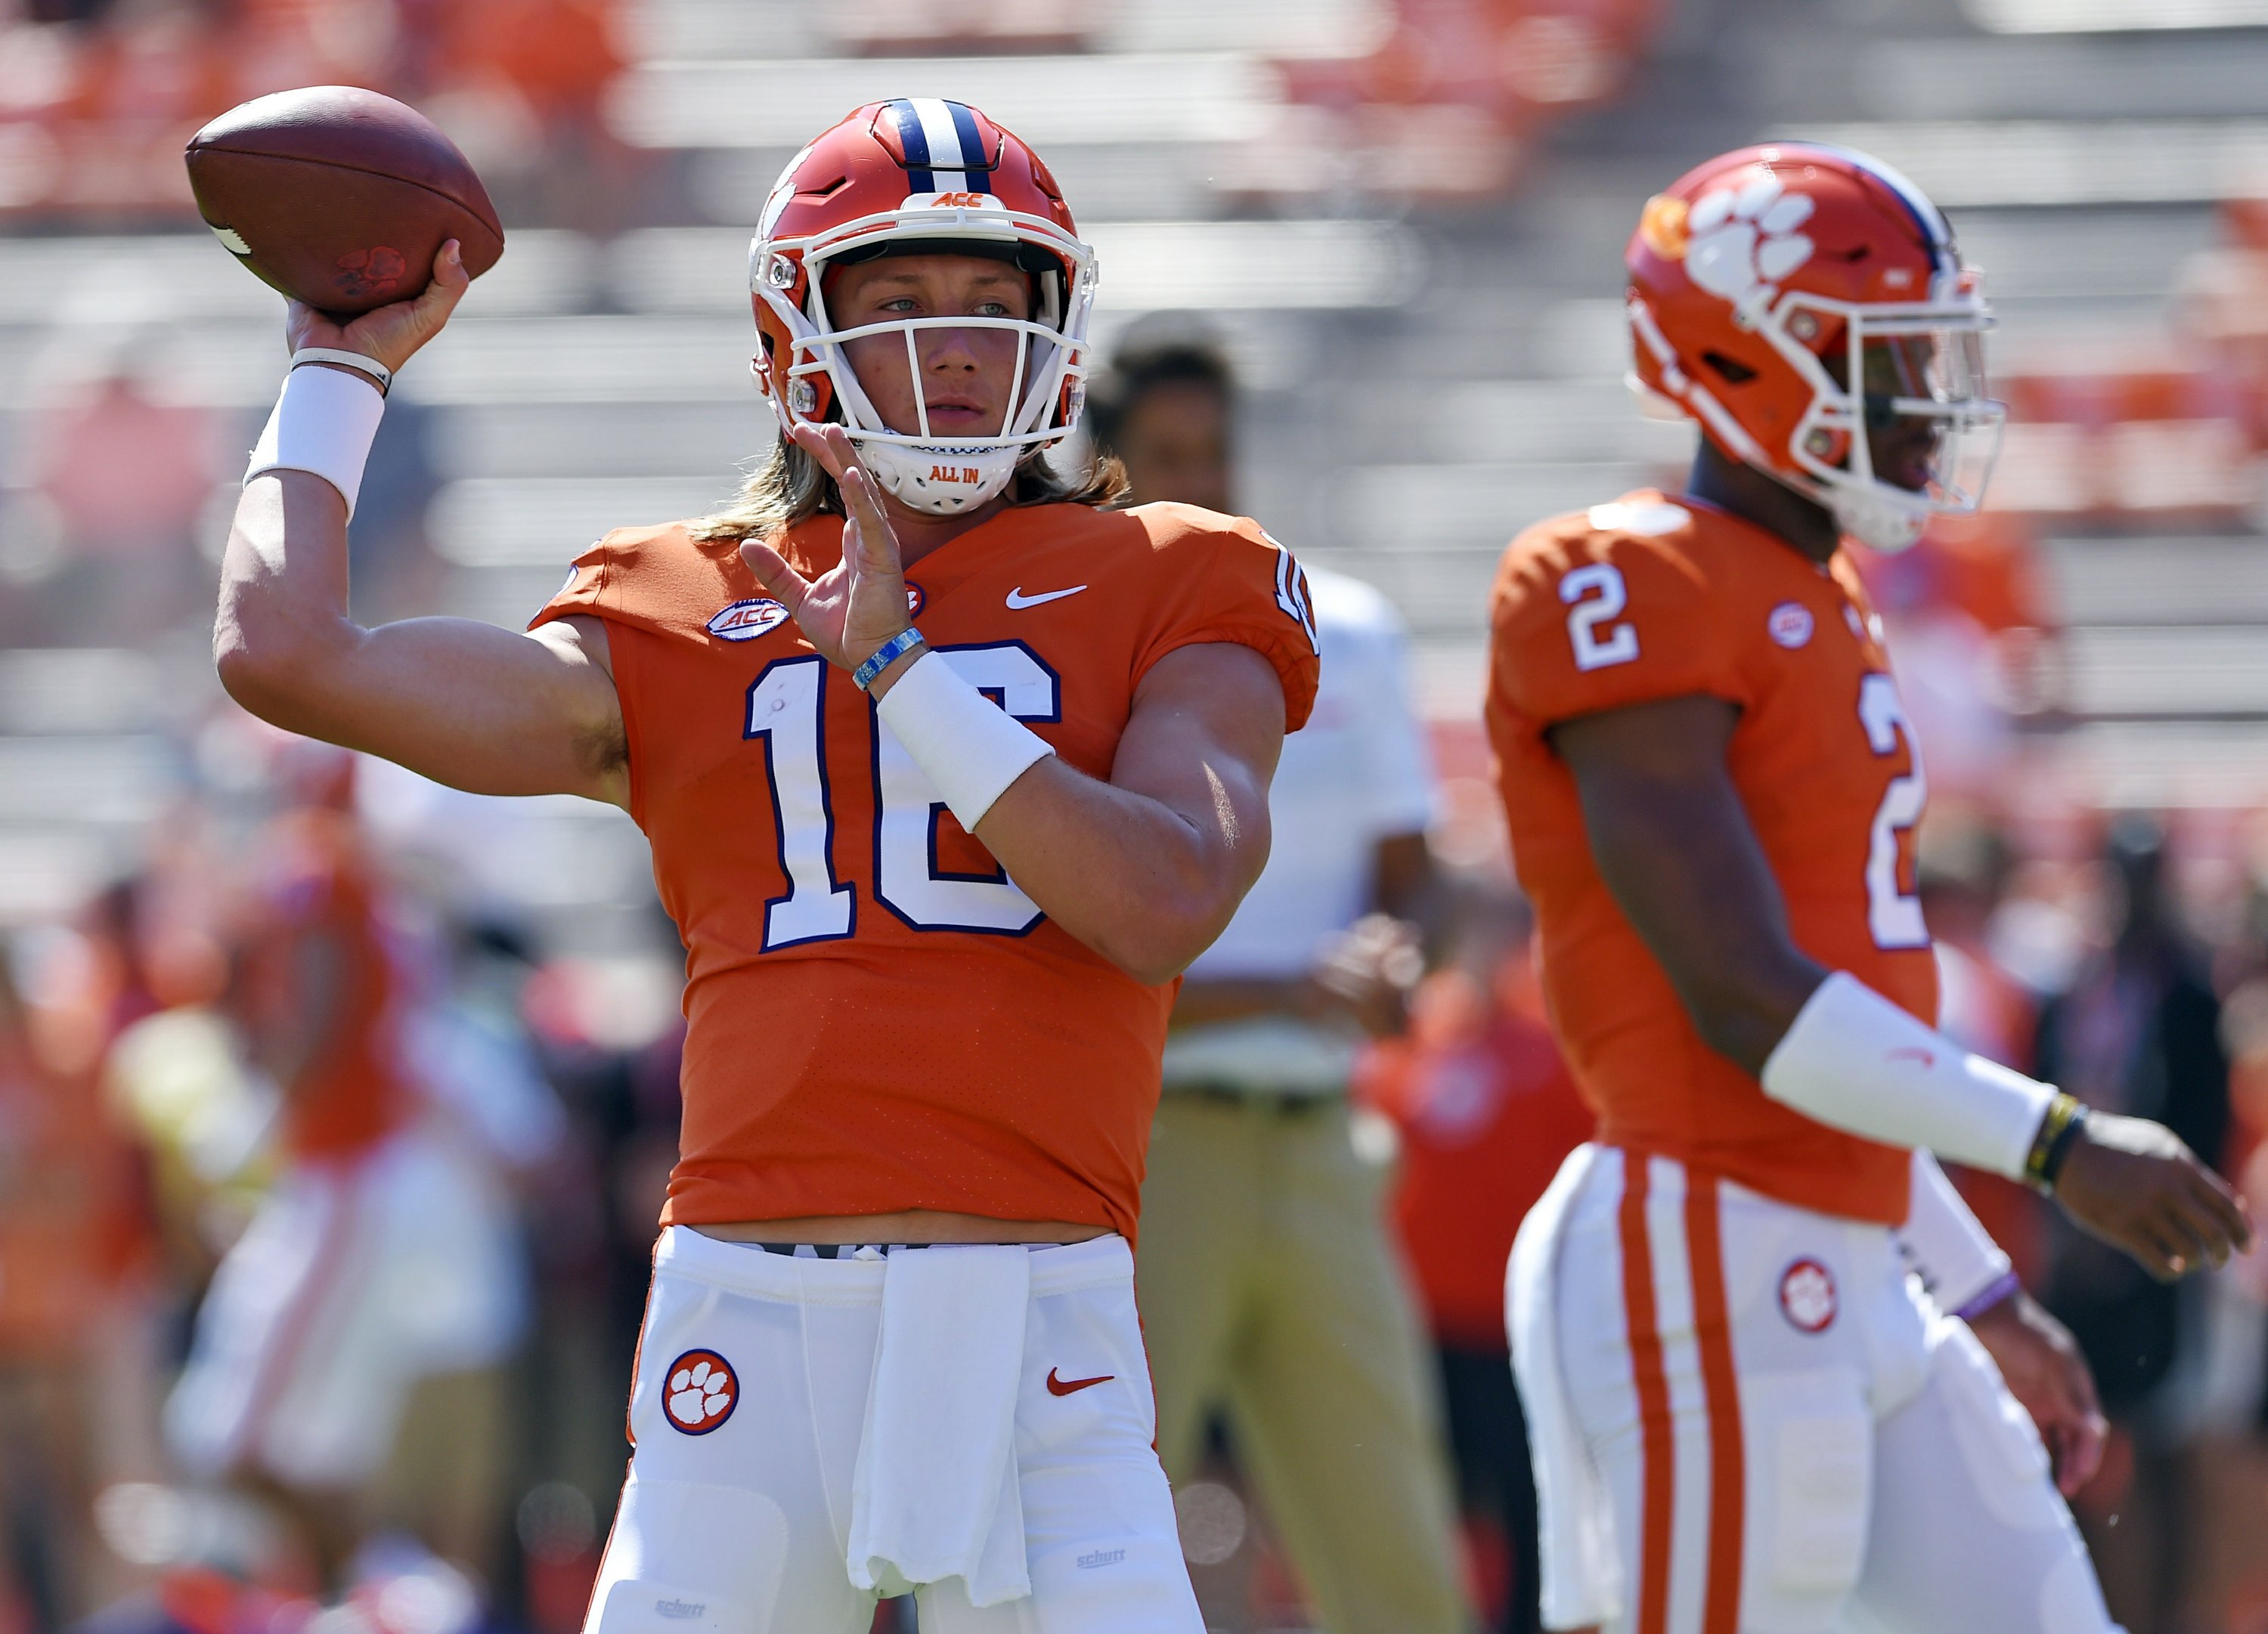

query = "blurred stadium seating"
[[5, 0, 2268, 902], [2, 0, 2268, 910]]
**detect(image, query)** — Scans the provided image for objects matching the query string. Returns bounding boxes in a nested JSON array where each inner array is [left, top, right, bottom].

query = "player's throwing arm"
[[212, 222, 642, 808]]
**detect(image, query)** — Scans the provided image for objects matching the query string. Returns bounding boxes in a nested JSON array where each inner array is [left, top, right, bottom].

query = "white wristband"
[[1898, 1150, 2014, 1316], [244, 362, 386, 520], [1760, 973, 2058, 1180], [873, 650, 1055, 831]]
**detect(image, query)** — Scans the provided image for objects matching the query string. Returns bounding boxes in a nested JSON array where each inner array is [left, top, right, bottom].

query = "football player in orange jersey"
[[1489, 145, 2254, 1634], [212, 98, 1318, 1634]]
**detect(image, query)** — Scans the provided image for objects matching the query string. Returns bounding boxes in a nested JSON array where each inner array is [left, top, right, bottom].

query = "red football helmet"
[[749, 98, 1097, 515], [1626, 143, 2004, 550]]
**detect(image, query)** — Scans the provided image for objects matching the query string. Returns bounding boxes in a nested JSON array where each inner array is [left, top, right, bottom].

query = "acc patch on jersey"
[[663, 1348, 739, 1433], [1777, 1258, 1838, 1333], [1768, 601, 1814, 648], [708, 599, 791, 642]]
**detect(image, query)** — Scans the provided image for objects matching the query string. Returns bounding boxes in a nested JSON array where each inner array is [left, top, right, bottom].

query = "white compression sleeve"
[[244, 364, 386, 520], [873, 650, 1055, 831], [1898, 1150, 2015, 1316], [1760, 972, 2057, 1180]]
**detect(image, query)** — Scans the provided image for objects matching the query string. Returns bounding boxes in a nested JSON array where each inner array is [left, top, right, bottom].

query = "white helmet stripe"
[[1791, 141, 1955, 277], [909, 97, 971, 189]]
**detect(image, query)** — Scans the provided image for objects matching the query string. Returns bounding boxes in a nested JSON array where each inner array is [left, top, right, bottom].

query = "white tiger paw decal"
[[1684, 173, 1815, 320], [663, 1349, 739, 1434]]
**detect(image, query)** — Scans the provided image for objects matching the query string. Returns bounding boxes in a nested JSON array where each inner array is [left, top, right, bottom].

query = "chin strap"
[[855, 438, 1021, 515], [1829, 484, 1929, 552]]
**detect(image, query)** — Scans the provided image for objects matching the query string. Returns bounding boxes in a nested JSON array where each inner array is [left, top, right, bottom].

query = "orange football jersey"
[[532, 500, 1320, 1241], [1487, 491, 1935, 1225], [234, 809, 410, 1162]]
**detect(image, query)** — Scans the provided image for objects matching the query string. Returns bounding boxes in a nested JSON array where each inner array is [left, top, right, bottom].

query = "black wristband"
[[2025, 1095, 2088, 1193]]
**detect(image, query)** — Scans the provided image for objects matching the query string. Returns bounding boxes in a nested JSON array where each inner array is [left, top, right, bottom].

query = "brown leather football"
[[185, 85, 505, 318]]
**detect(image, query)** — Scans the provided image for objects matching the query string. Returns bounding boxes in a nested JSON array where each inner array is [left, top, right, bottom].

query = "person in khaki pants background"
[[1088, 332, 1472, 1634]]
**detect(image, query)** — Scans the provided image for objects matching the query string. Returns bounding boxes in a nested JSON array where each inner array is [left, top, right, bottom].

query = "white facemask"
[[751, 207, 1098, 517]]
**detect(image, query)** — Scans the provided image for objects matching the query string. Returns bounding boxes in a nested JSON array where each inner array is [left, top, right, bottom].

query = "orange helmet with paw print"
[[747, 99, 1097, 515], [1626, 143, 2004, 550]]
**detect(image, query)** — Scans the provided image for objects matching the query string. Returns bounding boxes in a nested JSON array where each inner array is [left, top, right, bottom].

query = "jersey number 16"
[[743, 644, 1060, 949]]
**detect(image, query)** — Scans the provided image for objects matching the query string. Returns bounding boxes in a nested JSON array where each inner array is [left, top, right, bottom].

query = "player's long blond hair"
[[689, 437, 1127, 544]]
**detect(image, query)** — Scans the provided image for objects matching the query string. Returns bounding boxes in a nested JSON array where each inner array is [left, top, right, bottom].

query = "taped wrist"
[[244, 363, 386, 519], [1898, 1150, 2014, 1316], [873, 651, 1055, 831], [1760, 973, 2059, 1181]]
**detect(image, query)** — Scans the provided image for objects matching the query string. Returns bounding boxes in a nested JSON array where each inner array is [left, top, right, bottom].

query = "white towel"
[[846, 1244, 1033, 1608], [1506, 1144, 1625, 1630]]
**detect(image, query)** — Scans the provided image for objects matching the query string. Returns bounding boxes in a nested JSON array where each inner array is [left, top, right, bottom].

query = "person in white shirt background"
[[1086, 333, 1471, 1634]]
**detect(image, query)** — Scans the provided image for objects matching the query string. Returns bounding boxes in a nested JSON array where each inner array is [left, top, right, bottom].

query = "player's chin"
[[1873, 438, 1938, 494], [923, 407, 1001, 436]]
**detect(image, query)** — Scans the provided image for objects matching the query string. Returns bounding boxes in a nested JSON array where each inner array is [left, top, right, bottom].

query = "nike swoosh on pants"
[[1046, 1368, 1113, 1396]]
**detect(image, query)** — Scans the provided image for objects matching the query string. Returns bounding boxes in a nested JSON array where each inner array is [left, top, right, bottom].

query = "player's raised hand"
[[742, 423, 914, 674], [2054, 1110, 2254, 1280], [284, 238, 470, 379], [1966, 1292, 2106, 1496]]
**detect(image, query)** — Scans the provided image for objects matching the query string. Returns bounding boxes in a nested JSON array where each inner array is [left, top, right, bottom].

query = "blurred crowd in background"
[[7, 0, 2268, 1632]]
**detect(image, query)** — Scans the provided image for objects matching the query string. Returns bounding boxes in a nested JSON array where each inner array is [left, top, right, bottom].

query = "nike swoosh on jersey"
[[1005, 584, 1088, 609], [1045, 1367, 1114, 1396]]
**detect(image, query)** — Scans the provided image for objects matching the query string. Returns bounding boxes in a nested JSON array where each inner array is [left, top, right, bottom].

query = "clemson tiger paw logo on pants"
[[664, 1349, 739, 1434]]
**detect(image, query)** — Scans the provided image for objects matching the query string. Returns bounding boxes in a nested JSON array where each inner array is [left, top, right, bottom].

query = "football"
[[185, 85, 506, 319]]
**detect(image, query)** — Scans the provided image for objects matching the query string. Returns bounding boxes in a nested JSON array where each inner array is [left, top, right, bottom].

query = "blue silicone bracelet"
[[853, 627, 925, 691], [1954, 1269, 2022, 1323]]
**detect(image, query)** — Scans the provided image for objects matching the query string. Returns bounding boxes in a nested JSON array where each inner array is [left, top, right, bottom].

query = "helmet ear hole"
[[1702, 350, 1758, 385]]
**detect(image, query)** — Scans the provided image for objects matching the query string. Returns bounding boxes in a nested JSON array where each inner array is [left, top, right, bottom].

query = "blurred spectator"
[[378, 914, 563, 1586], [1354, 892, 1591, 1634], [21, 348, 218, 643], [1857, 511, 2056, 799], [0, 942, 157, 1630], [1091, 333, 1472, 1634], [417, 0, 640, 231], [2035, 815, 2237, 1632], [1255, 0, 1665, 200], [1917, 809, 2051, 1286], [156, 771, 536, 1594], [0, 0, 631, 222]]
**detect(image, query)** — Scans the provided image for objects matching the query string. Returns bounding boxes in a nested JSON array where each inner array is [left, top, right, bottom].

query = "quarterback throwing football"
[[1492, 146, 2253, 1633], [215, 100, 1319, 1633]]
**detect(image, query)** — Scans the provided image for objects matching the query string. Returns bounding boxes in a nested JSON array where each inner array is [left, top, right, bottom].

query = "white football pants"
[[583, 1227, 1202, 1634], [166, 1125, 525, 1489], [1513, 1146, 2121, 1634]]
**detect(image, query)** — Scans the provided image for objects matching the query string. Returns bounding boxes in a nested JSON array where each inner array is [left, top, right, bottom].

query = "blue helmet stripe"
[[947, 101, 990, 191], [890, 98, 934, 193]]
